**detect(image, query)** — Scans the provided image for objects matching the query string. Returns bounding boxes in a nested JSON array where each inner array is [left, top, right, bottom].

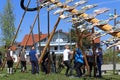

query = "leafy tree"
[[0, 0, 16, 46], [103, 48, 120, 64], [103, 49, 113, 64], [70, 24, 92, 49]]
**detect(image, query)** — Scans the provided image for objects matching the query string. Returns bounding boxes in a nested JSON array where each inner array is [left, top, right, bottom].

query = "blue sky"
[[0, 0, 120, 43]]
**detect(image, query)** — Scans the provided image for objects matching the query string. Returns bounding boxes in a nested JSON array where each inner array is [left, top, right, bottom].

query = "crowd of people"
[[0, 45, 57, 75], [62, 43, 103, 78], [0, 44, 103, 79]]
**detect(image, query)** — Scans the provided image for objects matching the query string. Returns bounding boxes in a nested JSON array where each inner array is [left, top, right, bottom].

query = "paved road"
[[102, 64, 120, 71]]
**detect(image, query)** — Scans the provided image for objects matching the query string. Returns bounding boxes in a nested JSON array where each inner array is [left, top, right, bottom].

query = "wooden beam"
[[11, 0, 31, 46], [38, 13, 62, 64], [15, 12, 39, 70], [1, 0, 31, 71]]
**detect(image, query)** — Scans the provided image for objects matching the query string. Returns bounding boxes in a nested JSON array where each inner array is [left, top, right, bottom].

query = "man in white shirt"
[[63, 45, 73, 76]]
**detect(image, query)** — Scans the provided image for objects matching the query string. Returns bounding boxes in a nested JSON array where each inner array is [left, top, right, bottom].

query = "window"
[[54, 46, 58, 50], [53, 38, 57, 42], [60, 46, 64, 50]]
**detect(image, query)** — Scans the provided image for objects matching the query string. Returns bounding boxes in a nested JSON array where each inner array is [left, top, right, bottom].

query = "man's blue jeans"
[[97, 62, 102, 77], [31, 60, 39, 74]]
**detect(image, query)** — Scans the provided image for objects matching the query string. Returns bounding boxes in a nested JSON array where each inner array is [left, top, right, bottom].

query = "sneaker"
[[36, 73, 39, 76]]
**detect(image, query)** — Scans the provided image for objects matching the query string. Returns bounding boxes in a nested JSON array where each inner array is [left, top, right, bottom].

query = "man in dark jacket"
[[96, 48, 103, 78]]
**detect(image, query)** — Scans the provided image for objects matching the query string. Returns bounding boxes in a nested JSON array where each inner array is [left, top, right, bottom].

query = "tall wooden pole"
[[11, 0, 31, 46], [30, 26, 35, 47], [113, 9, 116, 74], [37, 0, 41, 55], [15, 13, 39, 70], [38, 13, 62, 64], [74, 25, 90, 75], [47, 5, 50, 73], [92, 27, 97, 77], [1, 0, 31, 71], [47, 6, 50, 51]]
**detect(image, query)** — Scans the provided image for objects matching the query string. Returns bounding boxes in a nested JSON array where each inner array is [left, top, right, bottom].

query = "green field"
[[0, 68, 120, 80]]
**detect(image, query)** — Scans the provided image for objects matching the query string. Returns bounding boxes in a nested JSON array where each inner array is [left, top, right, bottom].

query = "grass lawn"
[[0, 68, 120, 80], [0, 64, 120, 80]]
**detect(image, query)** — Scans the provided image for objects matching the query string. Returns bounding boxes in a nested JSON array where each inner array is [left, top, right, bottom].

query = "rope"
[[20, 0, 38, 11]]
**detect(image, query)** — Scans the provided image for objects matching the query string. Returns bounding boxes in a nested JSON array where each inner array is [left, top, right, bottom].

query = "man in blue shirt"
[[74, 43, 84, 77], [29, 46, 39, 74]]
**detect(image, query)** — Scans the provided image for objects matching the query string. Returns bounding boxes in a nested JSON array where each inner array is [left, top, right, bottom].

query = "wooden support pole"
[[75, 26, 90, 75], [37, 0, 41, 55], [92, 27, 97, 77], [15, 13, 39, 70], [11, 0, 31, 46], [1, 0, 31, 71], [1, 48, 7, 71], [30, 26, 35, 47], [113, 9, 117, 75], [47, 5, 51, 73], [38, 13, 62, 64]]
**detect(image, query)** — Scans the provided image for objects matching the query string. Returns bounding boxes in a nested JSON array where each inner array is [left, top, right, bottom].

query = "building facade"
[[20, 30, 75, 55]]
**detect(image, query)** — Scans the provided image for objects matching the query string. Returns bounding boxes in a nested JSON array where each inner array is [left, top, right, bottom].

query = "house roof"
[[10, 45, 17, 51], [20, 34, 47, 46], [10, 42, 21, 51], [20, 30, 100, 47], [94, 38, 100, 43], [82, 33, 100, 43]]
